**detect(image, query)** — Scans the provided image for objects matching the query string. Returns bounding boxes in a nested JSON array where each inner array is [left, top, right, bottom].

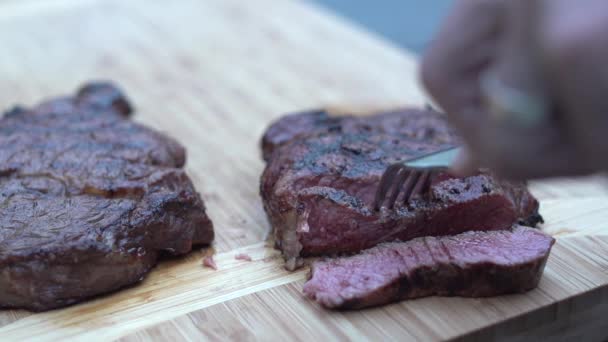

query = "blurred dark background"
[[314, 0, 454, 54]]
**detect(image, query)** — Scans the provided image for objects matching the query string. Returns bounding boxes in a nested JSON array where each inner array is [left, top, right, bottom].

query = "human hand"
[[420, 0, 608, 180]]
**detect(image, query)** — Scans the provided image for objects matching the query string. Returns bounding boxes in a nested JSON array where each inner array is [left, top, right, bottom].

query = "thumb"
[[449, 146, 479, 177]]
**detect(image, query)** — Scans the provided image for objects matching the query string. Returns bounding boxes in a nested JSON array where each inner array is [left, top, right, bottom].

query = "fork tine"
[[386, 166, 409, 209], [400, 171, 421, 203], [407, 170, 432, 202], [374, 164, 401, 211]]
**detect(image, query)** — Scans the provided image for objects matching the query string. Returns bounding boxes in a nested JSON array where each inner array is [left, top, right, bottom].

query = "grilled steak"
[[0, 82, 214, 311], [260, 109, 542, 270], [303, 226, 555, 309]]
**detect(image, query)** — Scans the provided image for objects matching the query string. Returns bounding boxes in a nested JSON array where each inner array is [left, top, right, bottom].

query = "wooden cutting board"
[[0, 0, 607, 341]]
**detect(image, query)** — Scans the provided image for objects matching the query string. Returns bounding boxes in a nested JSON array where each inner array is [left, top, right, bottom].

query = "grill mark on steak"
[[0, 82, 214, 311], [303, 226, 554, 309], [260, 109, 542, 270]]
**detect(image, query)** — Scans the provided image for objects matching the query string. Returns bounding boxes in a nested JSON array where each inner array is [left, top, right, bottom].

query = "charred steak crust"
[[260, 109, 542, 270], [261, 107, 456, 162], [303, 226, 555, 309], [0, 82, 214, 311]]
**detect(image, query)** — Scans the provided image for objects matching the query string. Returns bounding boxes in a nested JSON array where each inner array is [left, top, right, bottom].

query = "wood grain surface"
[[0, 0, 606, 341]]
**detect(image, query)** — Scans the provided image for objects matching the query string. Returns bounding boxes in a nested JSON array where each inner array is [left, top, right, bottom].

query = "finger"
[[492, 0, 545, 91], [449, 126, 589, 180], [475, 121, 592, 180], [471, 0, 590, 180], [449, 145, 480, 177], [421, 0, 505, 118], [539, 0, 608, 172], [483, 0, 608, 179], [421, 0, 507, 157], [447, 106, 591, 179]]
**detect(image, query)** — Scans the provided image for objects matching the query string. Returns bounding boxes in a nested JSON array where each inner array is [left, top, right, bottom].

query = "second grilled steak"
[[0, 82, 214, 311], [260, 109, 542, 270]]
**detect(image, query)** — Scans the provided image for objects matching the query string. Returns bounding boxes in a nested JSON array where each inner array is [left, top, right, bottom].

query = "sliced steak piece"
[[0, 82, 214, 311], [260, 109, 542, 270], [303, 226, 555, 309]]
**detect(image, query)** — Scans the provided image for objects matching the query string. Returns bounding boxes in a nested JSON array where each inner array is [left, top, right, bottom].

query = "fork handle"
[[405, 147, 460, 169]]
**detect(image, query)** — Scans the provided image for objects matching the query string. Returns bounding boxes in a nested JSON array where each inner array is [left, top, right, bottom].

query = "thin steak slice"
[[303, 226, 555, 309], [260, 109, 542, 270], [0, 82, 214, 311]]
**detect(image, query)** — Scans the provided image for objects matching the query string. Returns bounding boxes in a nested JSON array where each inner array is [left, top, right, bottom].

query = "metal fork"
[[373, 147, 460, 211]]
